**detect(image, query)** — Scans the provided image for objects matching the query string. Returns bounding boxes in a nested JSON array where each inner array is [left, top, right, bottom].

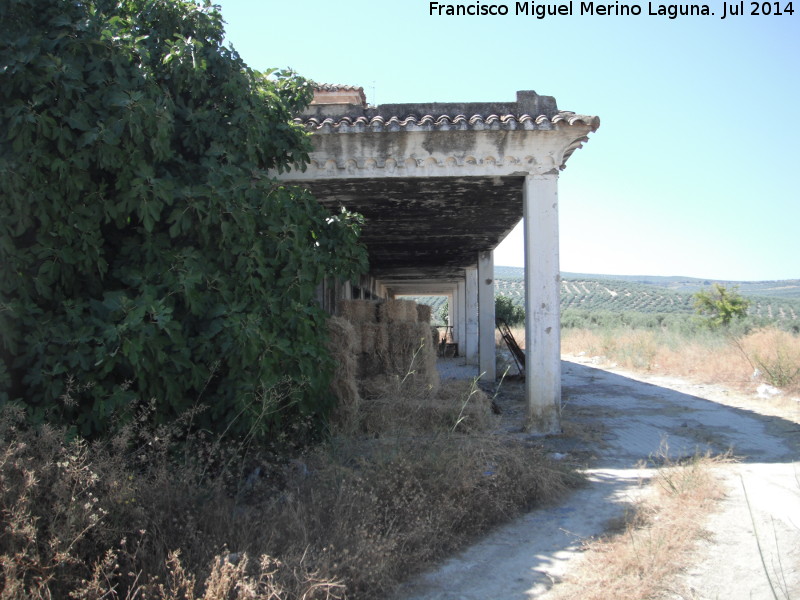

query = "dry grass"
[[547, 448, 728, 600], [326, 316, 361, 434], [358, 377, 494, 435], [561, 326, 800, 396], [0, 375, 580, 599], [496, 325, 526, 350]]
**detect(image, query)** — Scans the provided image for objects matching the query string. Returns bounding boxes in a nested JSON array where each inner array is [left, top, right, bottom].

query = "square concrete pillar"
[[446, 293, 454, 341], [523, 173, 561, 433], [455, 280, 466, 356], [478, 250, 496, 381], [465, 267, 479, 365]]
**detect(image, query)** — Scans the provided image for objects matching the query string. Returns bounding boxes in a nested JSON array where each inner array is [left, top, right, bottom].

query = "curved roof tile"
[[314, 83, 365, 92], [296, 112, 599, 134]]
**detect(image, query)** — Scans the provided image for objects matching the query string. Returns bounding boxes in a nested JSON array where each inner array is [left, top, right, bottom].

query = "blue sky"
[[216, 0, 798, 281]]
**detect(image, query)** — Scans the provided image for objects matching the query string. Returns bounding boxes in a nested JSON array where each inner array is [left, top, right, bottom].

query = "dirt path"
[[395, 359, 800, 600]]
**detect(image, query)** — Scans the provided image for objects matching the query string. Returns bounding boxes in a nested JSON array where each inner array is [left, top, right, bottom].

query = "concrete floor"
[[436, 356, 480, 381], [397, 358, 800, 600]]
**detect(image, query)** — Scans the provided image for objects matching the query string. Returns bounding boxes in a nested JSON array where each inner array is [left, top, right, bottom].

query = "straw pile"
[[334, 298, 440, 399], [325, 316, 360, 433], [378, 299, 418, 324], [358, 378, 494, 435], [338, 299, 377, 325], [416, 303, 432, 324]]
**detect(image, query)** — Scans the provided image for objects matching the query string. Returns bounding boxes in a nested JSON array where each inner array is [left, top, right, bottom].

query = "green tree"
[[0, 0, 367, 438], [693, 284, 750, 328], [436, 300, 449, 326], [495, 295, 525, 326]]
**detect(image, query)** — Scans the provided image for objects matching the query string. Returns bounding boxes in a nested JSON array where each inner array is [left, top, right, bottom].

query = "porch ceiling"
[[299, 175, 525, 280], [279, 88, 599, 285]]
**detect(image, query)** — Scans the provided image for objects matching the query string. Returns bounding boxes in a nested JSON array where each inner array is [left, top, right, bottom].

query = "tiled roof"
[[296, 111, 600, 134], [313, 84, 365, 92]]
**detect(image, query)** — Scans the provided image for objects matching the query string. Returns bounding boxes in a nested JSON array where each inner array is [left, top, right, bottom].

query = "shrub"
[[496, 294, 525, 326], [0, 0, 366, 438], [742, 328, 800, 392], [693, 284, 750, 328]]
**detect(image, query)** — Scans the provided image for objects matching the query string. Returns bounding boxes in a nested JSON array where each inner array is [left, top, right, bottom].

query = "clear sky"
[[215, 0, 798, 281]]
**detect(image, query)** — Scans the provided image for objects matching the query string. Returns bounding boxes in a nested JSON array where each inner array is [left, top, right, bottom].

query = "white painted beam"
[[523, 173, 561, 433], [478, 250, 496, 381], [278, 126, 598, 182]]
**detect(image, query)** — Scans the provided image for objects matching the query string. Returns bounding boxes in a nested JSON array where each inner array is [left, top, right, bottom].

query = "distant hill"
[[494, 266, 800, 299], [412, 268, 800, 325], [490, 266, 800, 323]]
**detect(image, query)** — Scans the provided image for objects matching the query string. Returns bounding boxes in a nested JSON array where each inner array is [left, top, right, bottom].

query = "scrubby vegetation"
[[560, 326, 800, 396], [0, 378, 579, 599]]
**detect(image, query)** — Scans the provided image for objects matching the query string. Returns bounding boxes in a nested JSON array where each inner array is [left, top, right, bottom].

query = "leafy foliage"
[[693, 284, 751, 328], [495, 294, 525, 325], [0, 0, 367, 438]]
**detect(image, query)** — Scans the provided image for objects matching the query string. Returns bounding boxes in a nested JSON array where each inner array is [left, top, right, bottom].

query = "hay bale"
[[357, 353, 385, 379], [403, 299, 419, 322], [327, 315, 357, 359], [378, 299, 417, 323], [358, 374, 401, 400], [386, 322, 422, 376], [338, 299, 377, 324], [326, 316, 360, 432], [416, 303, 432, 323], [359, 323, 388, 357], [383, 322, 440, 394]]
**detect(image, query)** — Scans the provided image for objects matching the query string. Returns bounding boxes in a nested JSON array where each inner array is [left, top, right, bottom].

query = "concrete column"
[[451, 286, 459, 345], [456, 280, 466, 357], [478, 250, 496, 381], [446, 293, 454, 342], [523, 172, 561, 433], [465, 267, 479, 365]]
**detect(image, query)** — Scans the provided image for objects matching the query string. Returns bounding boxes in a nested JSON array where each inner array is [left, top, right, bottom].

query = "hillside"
[[414, 267, 800, 325], [495, 267, 800, 299], [493, 267, 800, 323]]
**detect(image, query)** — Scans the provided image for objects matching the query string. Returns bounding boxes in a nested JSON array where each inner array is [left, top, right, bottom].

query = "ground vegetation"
[[0, 377, 579, 599]]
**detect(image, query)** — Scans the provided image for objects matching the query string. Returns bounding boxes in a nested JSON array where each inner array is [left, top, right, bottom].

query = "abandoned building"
[[277, 85, 600, 433]]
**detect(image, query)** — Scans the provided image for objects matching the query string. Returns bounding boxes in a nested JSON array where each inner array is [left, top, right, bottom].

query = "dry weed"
[[562, 327, 800, 396], [358, 377, 494, 435], [0, 373, 580, 600], [739, 328, 800, 394], [546, 447, 727, 600], [279, 434, 580, 598]]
